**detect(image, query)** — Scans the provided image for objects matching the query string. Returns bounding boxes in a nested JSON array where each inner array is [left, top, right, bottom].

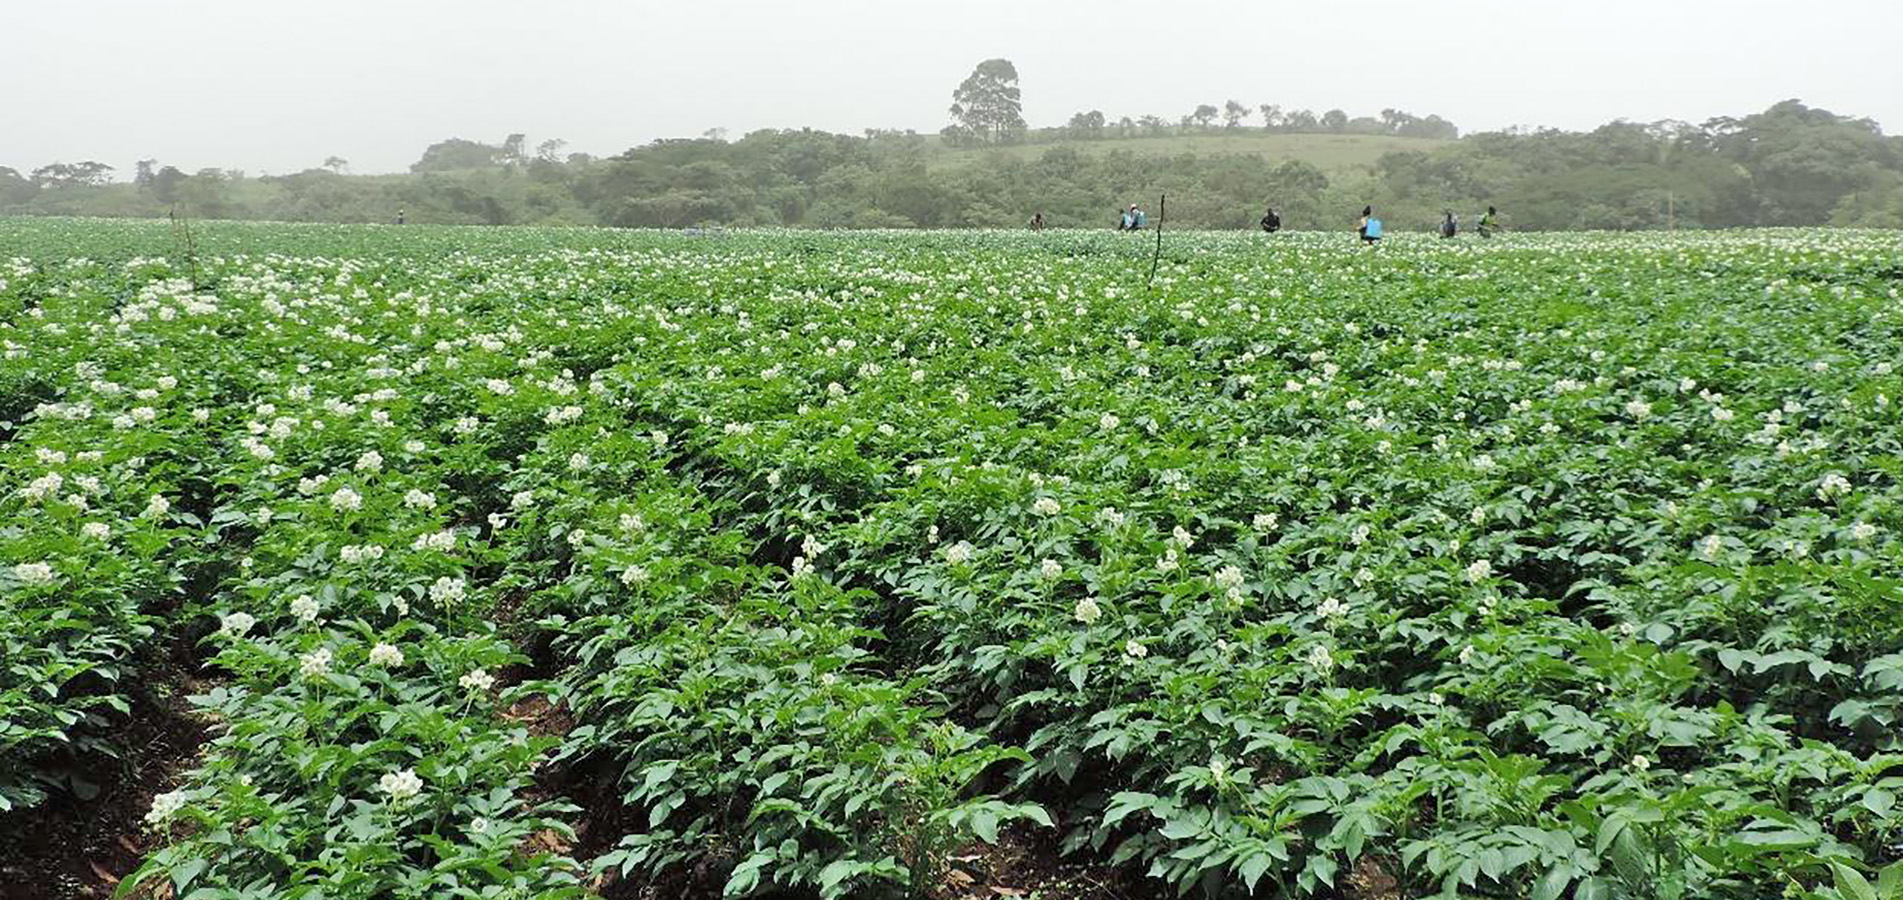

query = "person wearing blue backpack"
[[1357, 206, 1383, 245]]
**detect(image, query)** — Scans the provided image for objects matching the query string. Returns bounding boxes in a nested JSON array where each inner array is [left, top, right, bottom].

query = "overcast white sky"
[[4, 0, 1897, 176]]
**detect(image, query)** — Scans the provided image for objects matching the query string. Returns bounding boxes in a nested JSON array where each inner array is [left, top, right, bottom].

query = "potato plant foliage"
[[2, 219, 1901, 900]]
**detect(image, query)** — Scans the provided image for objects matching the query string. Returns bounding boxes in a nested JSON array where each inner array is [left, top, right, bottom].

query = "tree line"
[[4, 101, 1899, 231], [942, 58, 1459, 147]]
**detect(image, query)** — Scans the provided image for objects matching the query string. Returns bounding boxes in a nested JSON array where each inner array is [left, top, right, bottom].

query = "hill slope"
[[924, 131, 1451, 175]]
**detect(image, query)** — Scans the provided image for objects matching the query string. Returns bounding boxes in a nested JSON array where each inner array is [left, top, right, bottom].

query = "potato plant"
[[1, 219, 1900, 899]]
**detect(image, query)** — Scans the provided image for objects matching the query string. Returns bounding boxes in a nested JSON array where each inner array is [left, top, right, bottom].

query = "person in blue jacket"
[[1357, 206, 1383, 245]]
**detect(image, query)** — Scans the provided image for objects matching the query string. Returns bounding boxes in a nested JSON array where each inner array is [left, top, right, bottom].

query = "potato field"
[[2, 219, 1901, 900]]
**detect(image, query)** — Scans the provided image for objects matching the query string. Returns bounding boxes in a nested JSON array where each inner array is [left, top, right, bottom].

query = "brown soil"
[[0, 676, 209, 900], [932, 823, 1137, 900], [1341, 854, 1403, 900]]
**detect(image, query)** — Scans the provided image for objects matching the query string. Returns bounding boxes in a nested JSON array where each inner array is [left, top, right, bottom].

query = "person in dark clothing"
[[1029, 212, 1045, 231], [1129, 203, 1147, 230], [1260, 206, 1282, 233], [1118, 206, 1134, 230], [396, 208, 406, 225], [1478, 206, 1499, 237], [1440, 211, 1458, 238]]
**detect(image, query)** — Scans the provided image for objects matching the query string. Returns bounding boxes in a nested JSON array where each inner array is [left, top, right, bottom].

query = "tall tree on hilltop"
[[1223, 100, 1251, 129], [949, 58, 1026, 144]]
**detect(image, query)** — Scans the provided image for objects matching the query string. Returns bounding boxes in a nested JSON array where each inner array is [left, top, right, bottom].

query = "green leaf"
[[1877, 862, 1903, 900], [970, 808, 1000, 844], [1834, 862, 1880, 900], [817, 859, 857, 894], [1863, 788, 1896, 818], [1238, 852, 1273, 894], [1532, 864, 1572, 900], [170, 858, 208, 894]]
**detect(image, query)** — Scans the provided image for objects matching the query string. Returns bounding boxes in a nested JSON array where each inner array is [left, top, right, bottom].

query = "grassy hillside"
[[924, 131, 1451, 175]]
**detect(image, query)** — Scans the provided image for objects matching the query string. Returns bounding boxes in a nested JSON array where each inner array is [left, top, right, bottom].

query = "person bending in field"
[[1357, 206, 1383, 245], [1030, 212, 1045, 231], [1478, 206, 1499, 238], [1261, 206, 1282, 233], [1440, 211, 1458, 239]]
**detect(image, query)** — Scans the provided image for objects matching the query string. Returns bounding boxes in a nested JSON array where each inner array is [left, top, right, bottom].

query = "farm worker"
[[1478, 206, 1499, 237], [1119, 206, 1134, 230], [1440, 211, 1458, 238], [1358, 206, 1383, 244], [396, 208, 406, 225], [1131, 204, 1147, 230], [1030, 212, 1045, 231], [1261, 207, 1282, 233]]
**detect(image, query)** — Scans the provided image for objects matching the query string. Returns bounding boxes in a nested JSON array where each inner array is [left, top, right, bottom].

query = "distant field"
[[924, 131, 1451, 174]]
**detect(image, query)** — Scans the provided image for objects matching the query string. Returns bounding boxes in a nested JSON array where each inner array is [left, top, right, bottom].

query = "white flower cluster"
[[145, 789, 188, 826], [379, 768, 423, 804], [369, 643, 405, 667], [430, 576, 467, 606], [19, 472, 64, 502], [412, 530, 456, 552], [459, 669, 496, 693], [219, 611, 256, 637], [340, 544, 386, 564], [1816, 473, 1851, 502], [299, 647, 333, 678], [13, 561, 56, 585]]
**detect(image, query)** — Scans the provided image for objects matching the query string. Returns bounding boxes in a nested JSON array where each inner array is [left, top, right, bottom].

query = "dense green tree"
[[30, 161, 114, 188], [1066, 110, 1107, 139], [410, 138, 503, 173], [948, 59, 1027, 144], [0, 166, 36, 205]]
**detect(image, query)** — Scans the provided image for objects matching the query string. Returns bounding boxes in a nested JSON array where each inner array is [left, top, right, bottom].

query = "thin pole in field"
[[1147, 193, 1166, 288]]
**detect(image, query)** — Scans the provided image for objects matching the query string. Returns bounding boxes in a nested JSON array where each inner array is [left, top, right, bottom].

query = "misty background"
[[5, 0, 1902, 230], [8, 0, 1899, 174]]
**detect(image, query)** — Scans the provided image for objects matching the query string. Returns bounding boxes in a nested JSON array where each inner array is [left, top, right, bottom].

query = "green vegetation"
[[923, 131, 1449, 175], [4, 219, 1902, 899], [5, 100, 1899, 231]]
